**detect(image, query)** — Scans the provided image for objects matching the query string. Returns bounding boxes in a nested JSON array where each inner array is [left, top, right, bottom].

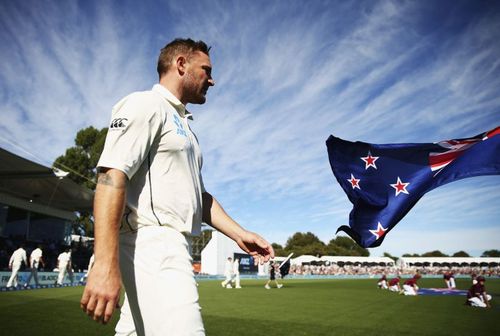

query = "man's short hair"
[[157, 38, 211, 79]]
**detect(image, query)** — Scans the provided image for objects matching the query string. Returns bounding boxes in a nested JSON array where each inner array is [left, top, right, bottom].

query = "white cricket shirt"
[[30, 248, 43, 268], [98, 84, 205, 235], [58, 252, 71, 265], [9, 248, 27, 266]]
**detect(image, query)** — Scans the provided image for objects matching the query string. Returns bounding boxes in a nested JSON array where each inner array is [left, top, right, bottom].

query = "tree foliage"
[[271, 243, 287, 257], [284, 232, 326, 256], [53, 126, 108, 190], [383, 252, 399, 262], [421, 250, 448, 257], [326, 236, 369, 256], [402, 253, 420, 257], [279, 232, 369, 257], [452, 250, 470, 257], [481, 249, 500, 257], [53, 126, 108, 235]]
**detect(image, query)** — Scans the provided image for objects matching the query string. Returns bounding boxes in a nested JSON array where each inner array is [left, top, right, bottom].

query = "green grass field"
[[1, 278, 498, 336]]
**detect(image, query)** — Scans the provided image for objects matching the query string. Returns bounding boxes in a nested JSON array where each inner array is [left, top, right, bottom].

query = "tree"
[[53, 126, 108, 190], [421, 250, 448, 257], [271, 243, 287, 257], [53, 126, 108, 235], [481, 249, 500, 257], [285, 232, 326, 256], [326, 236, 369, 256], [452, 251, 470, 257], [402, 253, 420, 257], [383, 252, 398, 263]]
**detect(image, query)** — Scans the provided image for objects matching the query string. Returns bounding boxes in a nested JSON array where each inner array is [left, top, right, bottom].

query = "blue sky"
[[1, 0, 499, 257]]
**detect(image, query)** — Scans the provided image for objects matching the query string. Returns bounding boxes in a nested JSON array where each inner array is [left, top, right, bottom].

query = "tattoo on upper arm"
[[97, 173, 115, 186]]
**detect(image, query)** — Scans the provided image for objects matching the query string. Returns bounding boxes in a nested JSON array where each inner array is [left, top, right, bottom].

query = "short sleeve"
[[98, 92, 165, 179]]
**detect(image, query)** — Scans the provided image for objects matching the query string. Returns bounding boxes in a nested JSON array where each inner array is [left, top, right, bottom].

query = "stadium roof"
[[0, 148, 94, 215]]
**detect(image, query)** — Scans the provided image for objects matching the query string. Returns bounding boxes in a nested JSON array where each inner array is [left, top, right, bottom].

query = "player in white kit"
[[221, 257, 234, 288], [6, 244, 27, 288], [232, 258, 241, 289], [80, 38, 274, 335], [24, 245, 45, 287], [56, 248, 73, 285]]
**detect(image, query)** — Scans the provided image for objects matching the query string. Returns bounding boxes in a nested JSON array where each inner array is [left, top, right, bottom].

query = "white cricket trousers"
[[468, 295, 492, 308], [114, 226, 205, 336], [388, 285, 399, 292], [403, 284, 418, 295], [57, 263, 68, 285], [6, 263, 21, 287]]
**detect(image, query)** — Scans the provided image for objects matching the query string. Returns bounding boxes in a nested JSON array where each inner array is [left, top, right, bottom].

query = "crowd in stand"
[[287, 263, 500, 277], [2, 237, 499, 279], [0, 235, 93, 273]]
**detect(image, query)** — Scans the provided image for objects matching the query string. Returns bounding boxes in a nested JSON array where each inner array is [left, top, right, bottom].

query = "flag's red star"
[[390, 177, 410, 196], [369, 222, 388, 239], [361, 152, 379, 170], [347, 174, 361, 189]]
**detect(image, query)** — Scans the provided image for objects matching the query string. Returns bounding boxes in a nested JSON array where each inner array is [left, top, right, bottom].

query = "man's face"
[[183, 51, 214, 105]]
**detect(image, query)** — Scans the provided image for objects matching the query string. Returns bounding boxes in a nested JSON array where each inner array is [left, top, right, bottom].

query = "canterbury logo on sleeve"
[[110, 118, 128, 130]]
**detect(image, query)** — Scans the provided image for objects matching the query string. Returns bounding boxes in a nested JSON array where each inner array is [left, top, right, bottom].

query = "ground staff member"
[[80, 38, 274, 335], [466, 276, 492, 308]]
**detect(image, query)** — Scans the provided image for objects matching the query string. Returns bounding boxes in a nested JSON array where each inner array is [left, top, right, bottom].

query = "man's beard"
[[184, 71, 206, 105]]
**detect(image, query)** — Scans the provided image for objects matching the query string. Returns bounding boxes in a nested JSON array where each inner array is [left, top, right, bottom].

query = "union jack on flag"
[[326, 127, 500, 248]]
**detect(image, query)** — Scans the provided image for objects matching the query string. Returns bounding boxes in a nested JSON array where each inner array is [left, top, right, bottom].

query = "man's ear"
[[176, 55, 187, 75]]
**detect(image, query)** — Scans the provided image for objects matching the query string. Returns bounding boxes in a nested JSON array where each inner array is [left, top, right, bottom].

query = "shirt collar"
[[152, 84, 193, 120]]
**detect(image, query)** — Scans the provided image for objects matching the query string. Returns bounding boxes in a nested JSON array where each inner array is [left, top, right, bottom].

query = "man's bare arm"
[[80, 168, 127, 324]]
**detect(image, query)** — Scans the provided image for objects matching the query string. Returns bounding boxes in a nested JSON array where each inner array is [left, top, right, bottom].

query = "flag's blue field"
[[327, 127, 500, 248], [1, 278, 498, 336]]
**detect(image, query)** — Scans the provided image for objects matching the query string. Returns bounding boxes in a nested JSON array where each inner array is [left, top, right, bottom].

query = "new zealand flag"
[[326, 127, 500, 248]]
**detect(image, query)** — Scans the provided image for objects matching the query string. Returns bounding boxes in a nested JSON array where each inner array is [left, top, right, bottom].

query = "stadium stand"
[[0, 148, 94, 286]]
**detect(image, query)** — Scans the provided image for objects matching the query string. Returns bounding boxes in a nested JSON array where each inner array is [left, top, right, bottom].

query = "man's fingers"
[[103, 299, 117, 324], [85, 295, 97, 317], [80, 290, 90, 310], [93, 297, 107, 322]]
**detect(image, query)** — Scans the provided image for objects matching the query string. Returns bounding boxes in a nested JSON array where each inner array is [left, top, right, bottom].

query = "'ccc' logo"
[[110, 118, 128, 129]]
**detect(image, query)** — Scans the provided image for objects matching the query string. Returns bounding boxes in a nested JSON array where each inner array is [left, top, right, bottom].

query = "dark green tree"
[[452, 251, 470, 257], [481, 249, 500, 257], [383, 252, 399, 263], [53, 126, 108, 235], [402, 253, 420, 257], [285, 232, 326, 256], [53, 126, 108, 190], [421, 250, 448, 257], [326, 236, 369, 256], [271, 243, 287, 257]]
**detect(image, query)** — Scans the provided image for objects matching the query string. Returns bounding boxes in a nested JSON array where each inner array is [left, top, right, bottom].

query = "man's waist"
[[121, 211, 200, 235]]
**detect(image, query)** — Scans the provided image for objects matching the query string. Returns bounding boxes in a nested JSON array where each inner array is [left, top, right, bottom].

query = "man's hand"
[[81, 168, 126, 324], [80, 262, 122, 324], [235, 230, 275, 264], [202, 192, 275, 264]]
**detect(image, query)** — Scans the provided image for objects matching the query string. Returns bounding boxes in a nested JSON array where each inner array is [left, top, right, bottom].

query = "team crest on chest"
[[173, 114, 187, 137]]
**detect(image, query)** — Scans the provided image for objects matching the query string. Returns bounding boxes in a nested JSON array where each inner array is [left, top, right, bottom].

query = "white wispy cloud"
[[0, 0, 152, 164], [0, 0, 498, 255]]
